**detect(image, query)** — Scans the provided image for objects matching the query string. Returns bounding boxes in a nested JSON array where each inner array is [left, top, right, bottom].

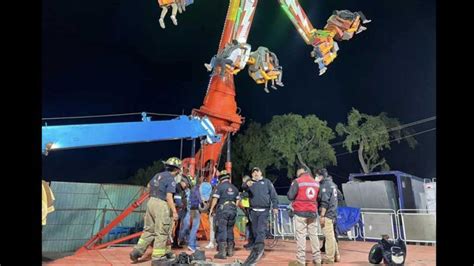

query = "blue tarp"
[[336, 206, 361, 235]]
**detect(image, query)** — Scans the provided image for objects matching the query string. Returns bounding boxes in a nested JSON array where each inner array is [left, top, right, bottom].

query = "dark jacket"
[[317, 176, 338, 220], [242, 177, 279, 209]]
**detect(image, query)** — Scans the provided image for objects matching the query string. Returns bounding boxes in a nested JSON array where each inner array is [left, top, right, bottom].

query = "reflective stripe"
[[137, 238, 147, 247], [213, 194, 220, 198], [252, 208, 266, 211], [298, 182, 320, 187], [152, 248, 167, 257], [174, 195, 182, 199]]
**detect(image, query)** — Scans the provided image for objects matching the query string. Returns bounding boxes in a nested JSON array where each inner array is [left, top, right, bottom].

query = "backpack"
[[190, 185, 202, 209]]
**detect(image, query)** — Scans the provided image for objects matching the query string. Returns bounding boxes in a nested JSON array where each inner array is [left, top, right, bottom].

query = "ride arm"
[[42, 114, 220, 155], [278, 0, 370, 75]]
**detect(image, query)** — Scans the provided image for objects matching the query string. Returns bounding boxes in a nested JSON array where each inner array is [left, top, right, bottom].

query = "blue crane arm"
[[42, 115, 220, 154]]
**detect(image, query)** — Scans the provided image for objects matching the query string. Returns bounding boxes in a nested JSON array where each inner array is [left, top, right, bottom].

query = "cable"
[[330, 116, 436, 147], [42, 111, 180, 121], [335, 127, 436, 157]]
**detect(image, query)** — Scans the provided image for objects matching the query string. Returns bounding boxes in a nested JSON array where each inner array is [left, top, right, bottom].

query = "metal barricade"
[[270, 206, 326, 239], [360, 208, 398, 241], [397, 209, 436, 243], [270, 206, 295, 239]]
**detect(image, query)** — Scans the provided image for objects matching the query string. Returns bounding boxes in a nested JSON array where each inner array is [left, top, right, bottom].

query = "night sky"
[[42, 0, 436, 193]]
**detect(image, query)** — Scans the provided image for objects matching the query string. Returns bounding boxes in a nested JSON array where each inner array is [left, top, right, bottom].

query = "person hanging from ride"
[[209, 170, 240, 259], [129, 157, 181, 265], [268, 51, 284, 90], [248, 47, 284, 93], [157, 0, 179, 29], [242, 167, 279, 265], [204, 40, 251, 78], [287, 166, 322, 266]]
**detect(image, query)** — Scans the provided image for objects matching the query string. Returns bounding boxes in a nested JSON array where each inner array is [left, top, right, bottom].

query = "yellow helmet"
[[218, 170, 230, 180], [163, 157, 182, 168]]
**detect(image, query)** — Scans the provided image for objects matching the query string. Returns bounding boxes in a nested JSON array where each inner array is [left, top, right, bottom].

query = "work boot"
[[165, 251, 176, 260], [335, 254, 341, 262], [312, 260, 322, 266], [214, 242, 227, 259], [226, 241, 235, 257], [321, 258, 335, 264], [243, 242, 254, 250], [243, 243, 264, 265], [254, 243, 264, 262], [242, 248, 258, 266], [288, 260, 305, 266], [129, 248, 143, 263], [151, 258, 173, 266]]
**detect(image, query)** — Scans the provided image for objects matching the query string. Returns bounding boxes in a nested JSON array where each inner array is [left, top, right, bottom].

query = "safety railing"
[[270, 206, 295, 239], [397, 209, 436, 243], [359, 208, 399, 241]]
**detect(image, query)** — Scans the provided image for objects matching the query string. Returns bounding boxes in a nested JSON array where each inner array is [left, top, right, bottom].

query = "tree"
[[231, 121, 275, 181], [266, 114, 337, 178], [128, 160, 164, 186], [335, 108, 417, 173], [232, 114, 337, 180]]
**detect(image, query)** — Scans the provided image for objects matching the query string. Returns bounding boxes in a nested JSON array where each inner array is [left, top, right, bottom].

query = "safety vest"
[[292, 173, 319, 213], [241, 197, 250, 208]]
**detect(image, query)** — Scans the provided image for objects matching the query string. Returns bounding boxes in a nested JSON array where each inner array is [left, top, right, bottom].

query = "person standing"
[[287, 167, 322, 266], [129, 157, 181, 265], [242, 167, 279, 265], [315, 168, 340, 264], [209, 170, 240, 259]]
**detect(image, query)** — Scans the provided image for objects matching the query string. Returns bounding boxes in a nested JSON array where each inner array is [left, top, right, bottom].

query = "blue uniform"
[[213, 180, 240, 243], [149, 171, 177, 200]]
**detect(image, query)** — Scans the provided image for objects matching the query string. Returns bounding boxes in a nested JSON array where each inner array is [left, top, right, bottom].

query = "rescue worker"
[[287, 167, 322, 266], [315, 168, 341, 264], [129, 157, 181, 265], [172, 175, 190, 248], [242, 167, 279, 265], [209, 170, 240, 259], [240, 175, 254, 250]]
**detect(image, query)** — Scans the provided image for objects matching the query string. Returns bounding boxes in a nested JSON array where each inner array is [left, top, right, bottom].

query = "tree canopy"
[[335, 108, 417, 173]]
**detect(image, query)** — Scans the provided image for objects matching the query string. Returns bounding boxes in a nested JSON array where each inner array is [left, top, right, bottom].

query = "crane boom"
[[42, 114, 220, 155]]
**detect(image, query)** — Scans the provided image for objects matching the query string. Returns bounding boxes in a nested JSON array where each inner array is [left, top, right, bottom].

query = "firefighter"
[[287, 167, 322, 266], [209, 170, 240, 259], [315, 168, 341, 264], [129, 157, 181, 265], [242, 167, 279, 265]]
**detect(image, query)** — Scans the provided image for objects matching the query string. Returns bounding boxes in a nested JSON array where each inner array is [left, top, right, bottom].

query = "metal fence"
[[359, 208, 398, 241], [266, 206, 435, 244], [398, 209, 436, 243]]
